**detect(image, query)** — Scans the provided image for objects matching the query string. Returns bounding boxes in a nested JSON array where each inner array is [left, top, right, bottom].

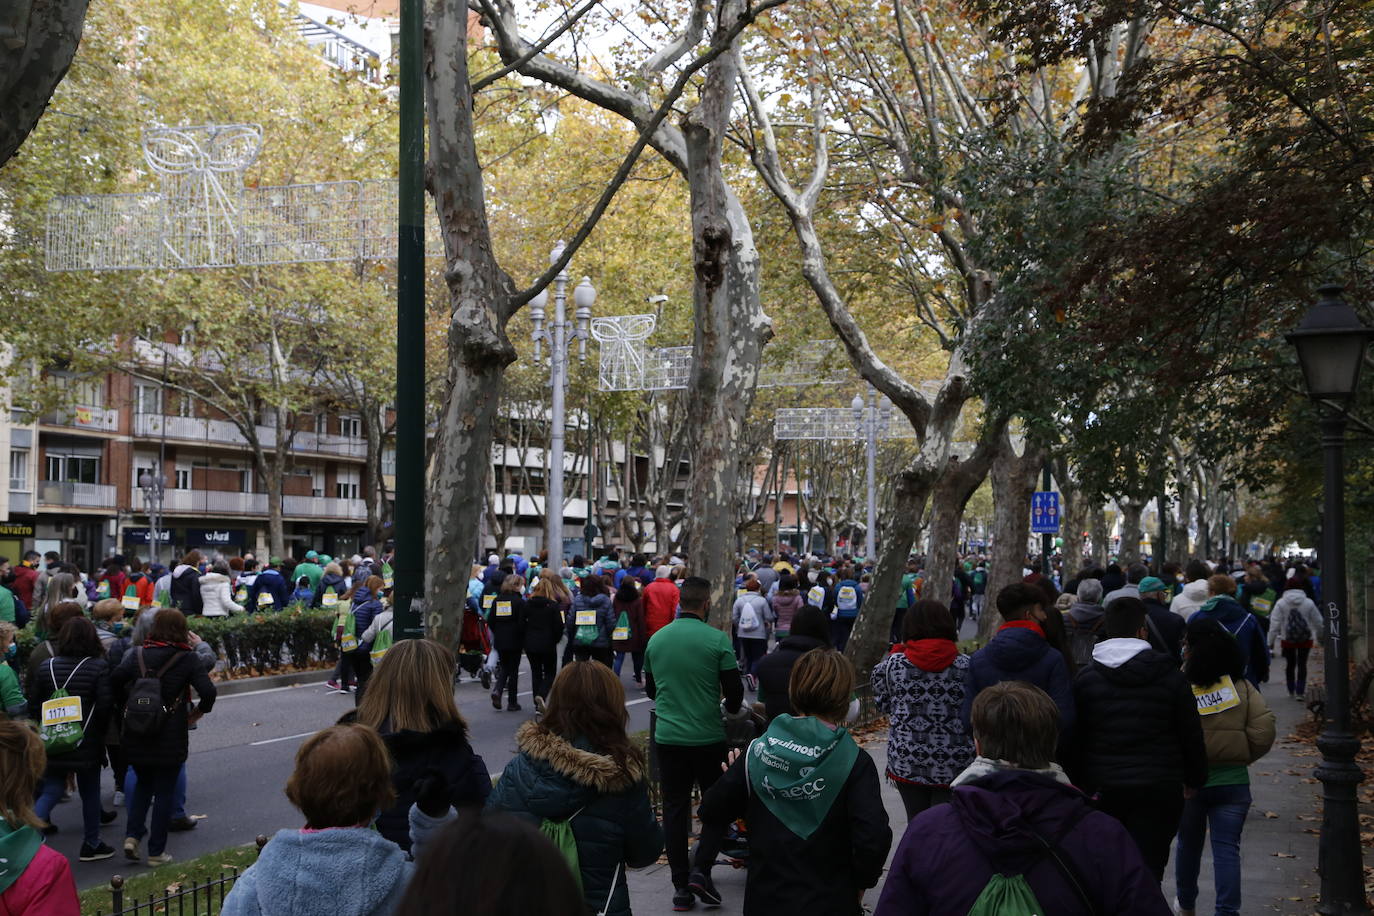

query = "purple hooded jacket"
[[874, 770, 1171, 916]]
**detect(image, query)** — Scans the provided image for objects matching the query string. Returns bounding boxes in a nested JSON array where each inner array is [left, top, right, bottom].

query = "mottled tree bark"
[[0, 0, 90, 166], [1118, 497, 1146, 566], [979, 431, 1046, 642], [922, 437, 997, 615]]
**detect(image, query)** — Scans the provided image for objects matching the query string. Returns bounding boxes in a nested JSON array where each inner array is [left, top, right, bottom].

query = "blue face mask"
[[113, 622, 126, 636], [4, 643, 15, 660]]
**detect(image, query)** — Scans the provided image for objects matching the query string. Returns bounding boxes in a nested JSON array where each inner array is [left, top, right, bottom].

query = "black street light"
[[1286, 283, 1374, 915]]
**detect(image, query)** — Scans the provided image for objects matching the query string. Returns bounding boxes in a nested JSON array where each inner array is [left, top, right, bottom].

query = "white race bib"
[[495, 601, 513, 618], [322, 593, 338, 608], [122, 594, 140, 611], [808, 586, 825, 607], [575, 610, 597, 626], [612, 625, 630, 640], [1194, 676, 1242, 716], [41, 696, 82, 725], [258, 592, 274, 606], [482, 594, 496, 611]]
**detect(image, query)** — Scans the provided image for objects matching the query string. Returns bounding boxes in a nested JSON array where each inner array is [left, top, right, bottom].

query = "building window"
[[175, 466, 192, 489], [338, 416, 361, 438], [336, 467, 360, 500], [45, 453, 100, 484], [134, 384, 162, 415], [8, 450, 28, 491], [54, 373, 104, 408], [176, 395, 194, 418], [314, 414, 328, 435]]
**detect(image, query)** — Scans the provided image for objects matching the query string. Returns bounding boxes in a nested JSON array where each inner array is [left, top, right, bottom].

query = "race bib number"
[[575, 610, 597, 626], [482, 594, 496, 611], [383, 575, 394, 589], [495, 601, 513, 618], [1194, 676, 1242, 716], [341, 633, 358, 652], [122, 594, 141, 611], [322, 593, 338, 608], [612, 625, 630, 640], [258, 592, 274, 606], [41, 696, 82, 725]]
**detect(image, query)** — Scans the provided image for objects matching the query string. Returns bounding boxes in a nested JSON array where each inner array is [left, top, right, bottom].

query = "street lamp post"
[[851, 390, 893, 561], [138, 471, 166, 567], [530, 241, 595, 567], [1286, 283, 1374, 915]]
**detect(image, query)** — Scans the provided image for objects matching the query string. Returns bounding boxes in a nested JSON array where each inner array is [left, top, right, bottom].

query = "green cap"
[[1138, 576, 1169, 595], [320, 555, 333, 564], [269, 556, 282, 565], [305, 550, 319, 561]]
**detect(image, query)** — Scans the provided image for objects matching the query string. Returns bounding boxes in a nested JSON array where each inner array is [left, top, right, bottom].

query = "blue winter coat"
[[566, 594, 615, 648], [1191, 596, 1270, 688], [349, 587, 384, 637], [487, 721, 662, 916], [875, 770, 1171, 916], [246, 569, 289, 611], [961, 626, 1074, 732], [221, 805, 453, 916]]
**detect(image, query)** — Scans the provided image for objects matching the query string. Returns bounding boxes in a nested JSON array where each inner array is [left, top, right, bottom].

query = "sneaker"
[[1174, 899, 1196, 916], [80, 842, 116, 862], [123, 837, 140, 861], [101, 809, 118, 824], [746, 674, 758, 692], [1296, 693, 1306, 701], [534, 695, 547, 715], [146, 853, 174, 867], [168, 816, 197, 832], [672, 887, 696, 912], [688, 870, 722, 907], [480, 670, 492, 690], [113, 790, 125, 807], [507, 702, 522, 712], [326, 679, 342, 691]]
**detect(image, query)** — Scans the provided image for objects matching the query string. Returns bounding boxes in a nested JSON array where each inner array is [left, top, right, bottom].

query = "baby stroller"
[[458, 597, 493, 688], [718, 699, 767, 868]]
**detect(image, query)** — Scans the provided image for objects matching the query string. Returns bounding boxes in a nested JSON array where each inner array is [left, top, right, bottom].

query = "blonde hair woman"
[[345, 639, 491, 851]]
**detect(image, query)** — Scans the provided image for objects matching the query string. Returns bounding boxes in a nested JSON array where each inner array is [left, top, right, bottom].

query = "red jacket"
[[7, 564, 37, 608], [0, 845, 79, 916], [642, 579, 680, 639]]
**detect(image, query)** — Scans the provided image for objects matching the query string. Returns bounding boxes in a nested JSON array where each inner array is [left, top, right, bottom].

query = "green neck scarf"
[[747, 715, 860, 839], [0, 818, 42, 896]]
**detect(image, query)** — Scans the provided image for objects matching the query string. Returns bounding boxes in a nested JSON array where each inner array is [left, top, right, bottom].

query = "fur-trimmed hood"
[[514, 720, 645, 793]]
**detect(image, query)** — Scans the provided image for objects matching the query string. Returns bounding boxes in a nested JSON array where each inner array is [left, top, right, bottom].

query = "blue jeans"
[[124, 762, 188, 819], [126, 764, 181, 856], [35, 766, 102, 846], [1174, 783, 1252, 916]]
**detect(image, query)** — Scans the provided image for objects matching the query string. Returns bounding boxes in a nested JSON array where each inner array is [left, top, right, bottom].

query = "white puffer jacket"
[[200, 572, 245, 617], [1268, 589, 1324, 649], [1170, 579, 1211, 621]]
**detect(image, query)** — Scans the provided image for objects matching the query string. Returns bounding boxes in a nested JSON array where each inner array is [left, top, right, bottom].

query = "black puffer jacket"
[[755, 634, 828, 722], [111, 644, 216, 767], [1143, 597, 1186, 663], [487, 720, 663, 916], [169, 565, 203, 616], [523, 596, 563, 655], [336, 714, 491, 852], [27, 653, 112, 770], [1069, 642, 1207, 791], [486, 593, 526, 654]]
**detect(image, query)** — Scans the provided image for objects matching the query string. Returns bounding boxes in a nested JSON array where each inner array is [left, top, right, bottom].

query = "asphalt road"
[[54, 654, 655, 893]]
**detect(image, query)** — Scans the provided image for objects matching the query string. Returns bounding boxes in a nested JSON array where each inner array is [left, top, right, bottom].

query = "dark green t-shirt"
[[644, 616, 737, 747]]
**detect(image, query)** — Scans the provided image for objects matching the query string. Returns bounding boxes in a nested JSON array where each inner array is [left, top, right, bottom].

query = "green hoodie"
[[0, 818, 42, 895]]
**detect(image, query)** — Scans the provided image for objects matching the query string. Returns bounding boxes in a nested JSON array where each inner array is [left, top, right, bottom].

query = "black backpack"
[[123, 648, 185, 738]]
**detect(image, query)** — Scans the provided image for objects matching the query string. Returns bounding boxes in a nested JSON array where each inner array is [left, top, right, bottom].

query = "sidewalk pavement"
[[627, 670, 1332, 915]]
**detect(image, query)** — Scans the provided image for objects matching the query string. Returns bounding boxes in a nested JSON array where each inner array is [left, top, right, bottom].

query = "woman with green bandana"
[[0, 720, 79, 914], [689, 648, 892, 914]]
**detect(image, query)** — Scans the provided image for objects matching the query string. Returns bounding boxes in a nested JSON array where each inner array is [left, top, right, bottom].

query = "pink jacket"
[[0, 846, 79, 916]]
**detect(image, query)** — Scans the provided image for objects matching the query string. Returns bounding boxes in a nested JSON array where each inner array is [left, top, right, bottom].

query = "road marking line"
[[625, 698, 651, 706], [250, 731, 316, 746]]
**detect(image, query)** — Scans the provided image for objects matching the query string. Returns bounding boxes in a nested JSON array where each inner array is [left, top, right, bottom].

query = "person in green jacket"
[[0, 622, 24, 718], [487, 661, 663, 916]]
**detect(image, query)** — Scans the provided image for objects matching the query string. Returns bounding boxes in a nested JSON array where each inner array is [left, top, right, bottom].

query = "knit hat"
[[305, 550, 319, 561], [1054, 592, 1075, 612], [488, 554, 500, 565], [655, 565, 672, 579], [1138, 576, 1169, 596]]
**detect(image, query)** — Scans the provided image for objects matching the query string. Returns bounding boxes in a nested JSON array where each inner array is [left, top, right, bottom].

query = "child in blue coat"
[[222, 724, 454, 916]]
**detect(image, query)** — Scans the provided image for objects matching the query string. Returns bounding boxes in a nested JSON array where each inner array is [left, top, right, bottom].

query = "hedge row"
[[12, 606, 339, 679]]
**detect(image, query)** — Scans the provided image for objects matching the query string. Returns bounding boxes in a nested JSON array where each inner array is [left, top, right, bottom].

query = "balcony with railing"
[[282, 495, 366, 520], [41, 405, 119, 433], [8, 488, 32, 514], [132, 414, 366, 459], [39, 481, 117, 508], [148, 488, 364, 520]]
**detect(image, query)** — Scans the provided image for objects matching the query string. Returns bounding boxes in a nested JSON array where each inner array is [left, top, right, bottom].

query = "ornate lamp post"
[[1286, 283, 1373, 915], [530, 241, 595, 566], [850, 390, 893, 561], [138, 471, 166, 567]]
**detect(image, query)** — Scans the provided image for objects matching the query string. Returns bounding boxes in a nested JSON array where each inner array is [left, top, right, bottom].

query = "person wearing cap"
[[294, 551, 324, 594], [1138, 576, 1185, 664]]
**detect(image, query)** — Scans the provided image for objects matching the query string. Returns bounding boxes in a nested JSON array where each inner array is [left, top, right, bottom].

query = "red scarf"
[[143, 639, 192, 651], [999, 619, 1045, 639], [891, 638, 958, 672]]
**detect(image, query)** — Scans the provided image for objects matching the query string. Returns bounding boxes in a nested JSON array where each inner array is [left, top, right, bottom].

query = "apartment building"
[[1, 367, 370, 571]]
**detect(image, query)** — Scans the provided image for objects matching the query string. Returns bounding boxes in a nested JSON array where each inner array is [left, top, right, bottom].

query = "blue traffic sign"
[[1031, 491, 1060, 534]]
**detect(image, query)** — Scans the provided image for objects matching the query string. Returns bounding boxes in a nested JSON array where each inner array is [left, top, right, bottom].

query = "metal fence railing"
[[91, 835, 268, 916]]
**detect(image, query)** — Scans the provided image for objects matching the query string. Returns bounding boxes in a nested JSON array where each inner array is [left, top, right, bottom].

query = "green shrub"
[[11, 606, 337, 680]]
